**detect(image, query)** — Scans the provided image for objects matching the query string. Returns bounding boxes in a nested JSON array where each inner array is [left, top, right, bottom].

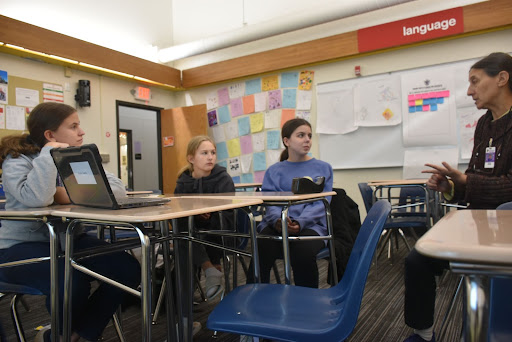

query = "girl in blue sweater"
[[256, 118, 333, 288]]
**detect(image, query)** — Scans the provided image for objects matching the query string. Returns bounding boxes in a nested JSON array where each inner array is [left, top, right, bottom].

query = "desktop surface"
[[416, 209, 512, 265]]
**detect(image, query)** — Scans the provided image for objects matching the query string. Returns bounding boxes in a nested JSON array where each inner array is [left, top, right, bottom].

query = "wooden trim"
[[0, 15, 181, 88], [463, 0, 512, 33], [182, 0, 512, 88], [182, 32, 358, 88]]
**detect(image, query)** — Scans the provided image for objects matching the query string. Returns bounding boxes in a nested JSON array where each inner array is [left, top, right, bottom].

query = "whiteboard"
[[319, 125, 405, 169], [316, 56, 486, 170]]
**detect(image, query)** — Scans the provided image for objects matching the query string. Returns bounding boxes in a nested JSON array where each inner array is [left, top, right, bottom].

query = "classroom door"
[[160, 104, 207, 194]]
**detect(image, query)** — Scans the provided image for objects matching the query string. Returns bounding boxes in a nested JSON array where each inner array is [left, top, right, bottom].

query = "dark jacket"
[[454, 109, 512, 209], [327, 188, 361, 285], [174, 165, 235, 231]]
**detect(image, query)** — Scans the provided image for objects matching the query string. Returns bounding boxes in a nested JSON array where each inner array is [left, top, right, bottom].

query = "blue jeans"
[[0, 234, 141, 341]]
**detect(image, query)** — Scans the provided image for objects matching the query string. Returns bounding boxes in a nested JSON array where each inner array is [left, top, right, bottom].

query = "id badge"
[[485, 146, 496, 168]]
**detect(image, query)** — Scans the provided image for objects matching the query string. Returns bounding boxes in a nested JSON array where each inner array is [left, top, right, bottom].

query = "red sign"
[[358, 7, 464, 53]]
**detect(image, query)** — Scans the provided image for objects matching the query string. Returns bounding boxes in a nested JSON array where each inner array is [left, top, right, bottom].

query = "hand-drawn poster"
[[354, 75, 402, 127], [401, 66, 457, 147], [316, 88, 357, 134], [457, 105, 486, 159], [298, 71, 314, 90]]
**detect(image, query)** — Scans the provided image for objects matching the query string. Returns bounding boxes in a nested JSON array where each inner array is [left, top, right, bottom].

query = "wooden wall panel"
[[463, 0, 512, 33], [182, 32, 358, 88], [182, 0, 512, 88], [0, 15, 181, 88]]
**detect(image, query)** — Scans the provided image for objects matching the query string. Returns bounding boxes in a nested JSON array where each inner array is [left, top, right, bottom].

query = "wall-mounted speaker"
[[75, 80, 91, 107]]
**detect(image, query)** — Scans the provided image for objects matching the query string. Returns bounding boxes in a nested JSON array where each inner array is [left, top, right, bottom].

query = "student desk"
[[177, 191, 337, 285], [50, 197, 263, 342], [368, 179, 438, 226], [415, 209, 512, 342], [0, 208, 61, 342], [234, 182, 262, 191]]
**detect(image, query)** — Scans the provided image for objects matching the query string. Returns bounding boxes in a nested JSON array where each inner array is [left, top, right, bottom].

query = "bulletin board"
[[316, 56, 486, 170], [204, 71, 314, 183], [0, 73, 63, 140]]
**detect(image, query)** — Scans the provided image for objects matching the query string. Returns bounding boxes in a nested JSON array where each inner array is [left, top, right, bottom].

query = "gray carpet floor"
[[0, 237, 463, 341]]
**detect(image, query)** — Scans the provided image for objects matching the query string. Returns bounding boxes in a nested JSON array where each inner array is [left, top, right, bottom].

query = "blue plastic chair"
[[0, 281, 44, 342], [487, 202, 512, 341], [206, 200, 391, 342], [358, 183, 428, 261]]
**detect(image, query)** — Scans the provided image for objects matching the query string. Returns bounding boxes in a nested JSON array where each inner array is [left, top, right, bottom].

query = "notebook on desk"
[[51, 144, 170, 209]]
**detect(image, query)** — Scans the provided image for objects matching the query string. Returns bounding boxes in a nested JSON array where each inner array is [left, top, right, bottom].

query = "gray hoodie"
[[0, 146, 126, 249]]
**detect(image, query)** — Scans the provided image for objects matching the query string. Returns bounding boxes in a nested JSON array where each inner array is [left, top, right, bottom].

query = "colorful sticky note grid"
[[243, 95, 255, 114], [216, 141, 229, 160], [230, 98, 243, 117], [266, 130, 281, 150], [240, 135, 253, 154], [298, 71, 314, 90], [217, 105, 231, 124], [254, 92, 267, 112], [217, 160, 227, 169], [245, 79, 261, 95], [281, 72, 299, 88], [241, 173, 254, 183], [254, 170, 266, 183], [227, 138, 241, 157], [282, 89, 296, 108], [218, 87, 230, 106], [232, 176, 241, 183], [207, 110, 217, 127], [281, 109, 296, 127], [238, 116, 250, 136], [253, 152, 267, 171], [268, 89, 282, 110], [262, 75, 279, 91], [250, 113, 264, 133]]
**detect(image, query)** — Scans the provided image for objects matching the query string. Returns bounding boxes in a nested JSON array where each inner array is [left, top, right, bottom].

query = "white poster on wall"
[[401, 66, 458, 147], [403, 147, 459, 179]]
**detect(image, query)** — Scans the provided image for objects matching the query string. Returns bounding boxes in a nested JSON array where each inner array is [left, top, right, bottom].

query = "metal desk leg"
[[280, 206, 292, 285], [243, 208, 259, 283], [159, 220, 177, 342], [464, 275, 489, 342], [171, 218, 185, 342], [63, 220, 78, 342], [139, 231, 152, 341], [46, 221, 60, 342]]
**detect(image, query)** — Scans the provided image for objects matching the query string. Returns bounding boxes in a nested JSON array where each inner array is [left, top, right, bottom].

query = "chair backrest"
[[357, 182, 374, 214], [497, 201, 512, 210], [332, 200, 391, 329], [396, 186, 427, 214]]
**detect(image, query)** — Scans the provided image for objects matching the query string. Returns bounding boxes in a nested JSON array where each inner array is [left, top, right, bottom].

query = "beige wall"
[[175, 28, 512, 217], [2, 28, 510, 214], [0, 53, 178, 175]]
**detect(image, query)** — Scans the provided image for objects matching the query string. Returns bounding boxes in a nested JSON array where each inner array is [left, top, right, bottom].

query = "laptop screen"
[[51, 144, 117, 208]]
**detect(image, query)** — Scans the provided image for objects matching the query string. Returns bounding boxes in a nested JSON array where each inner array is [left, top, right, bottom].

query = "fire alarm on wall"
[[355, 65, 361, 77]]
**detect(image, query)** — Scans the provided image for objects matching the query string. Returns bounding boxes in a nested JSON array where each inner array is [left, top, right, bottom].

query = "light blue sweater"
[[0, 146, 126, 249], [258, 158, 333, 237]]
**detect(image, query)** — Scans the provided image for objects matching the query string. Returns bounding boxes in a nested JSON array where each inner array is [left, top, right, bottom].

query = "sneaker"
[[34, 326, 51, 342], [403, 333, 435, 342]]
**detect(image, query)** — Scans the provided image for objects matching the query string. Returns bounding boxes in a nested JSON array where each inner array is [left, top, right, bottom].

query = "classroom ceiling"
[[0, 0, 487, 70]]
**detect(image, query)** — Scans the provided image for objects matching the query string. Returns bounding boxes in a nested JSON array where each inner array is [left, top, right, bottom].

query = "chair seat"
[[207, 283, 344, 341], [0, 281, 43, 296]]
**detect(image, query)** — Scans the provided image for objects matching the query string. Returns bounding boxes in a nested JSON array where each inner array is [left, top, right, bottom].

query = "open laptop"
[[51, 144, 170, 209]]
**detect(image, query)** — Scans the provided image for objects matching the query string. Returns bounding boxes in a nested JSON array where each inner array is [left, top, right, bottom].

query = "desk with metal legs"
[[416, 209, 512, 342], [177, 191, 337, 285], [50, 197, 262, 342], [0, 209, 60, 342]]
